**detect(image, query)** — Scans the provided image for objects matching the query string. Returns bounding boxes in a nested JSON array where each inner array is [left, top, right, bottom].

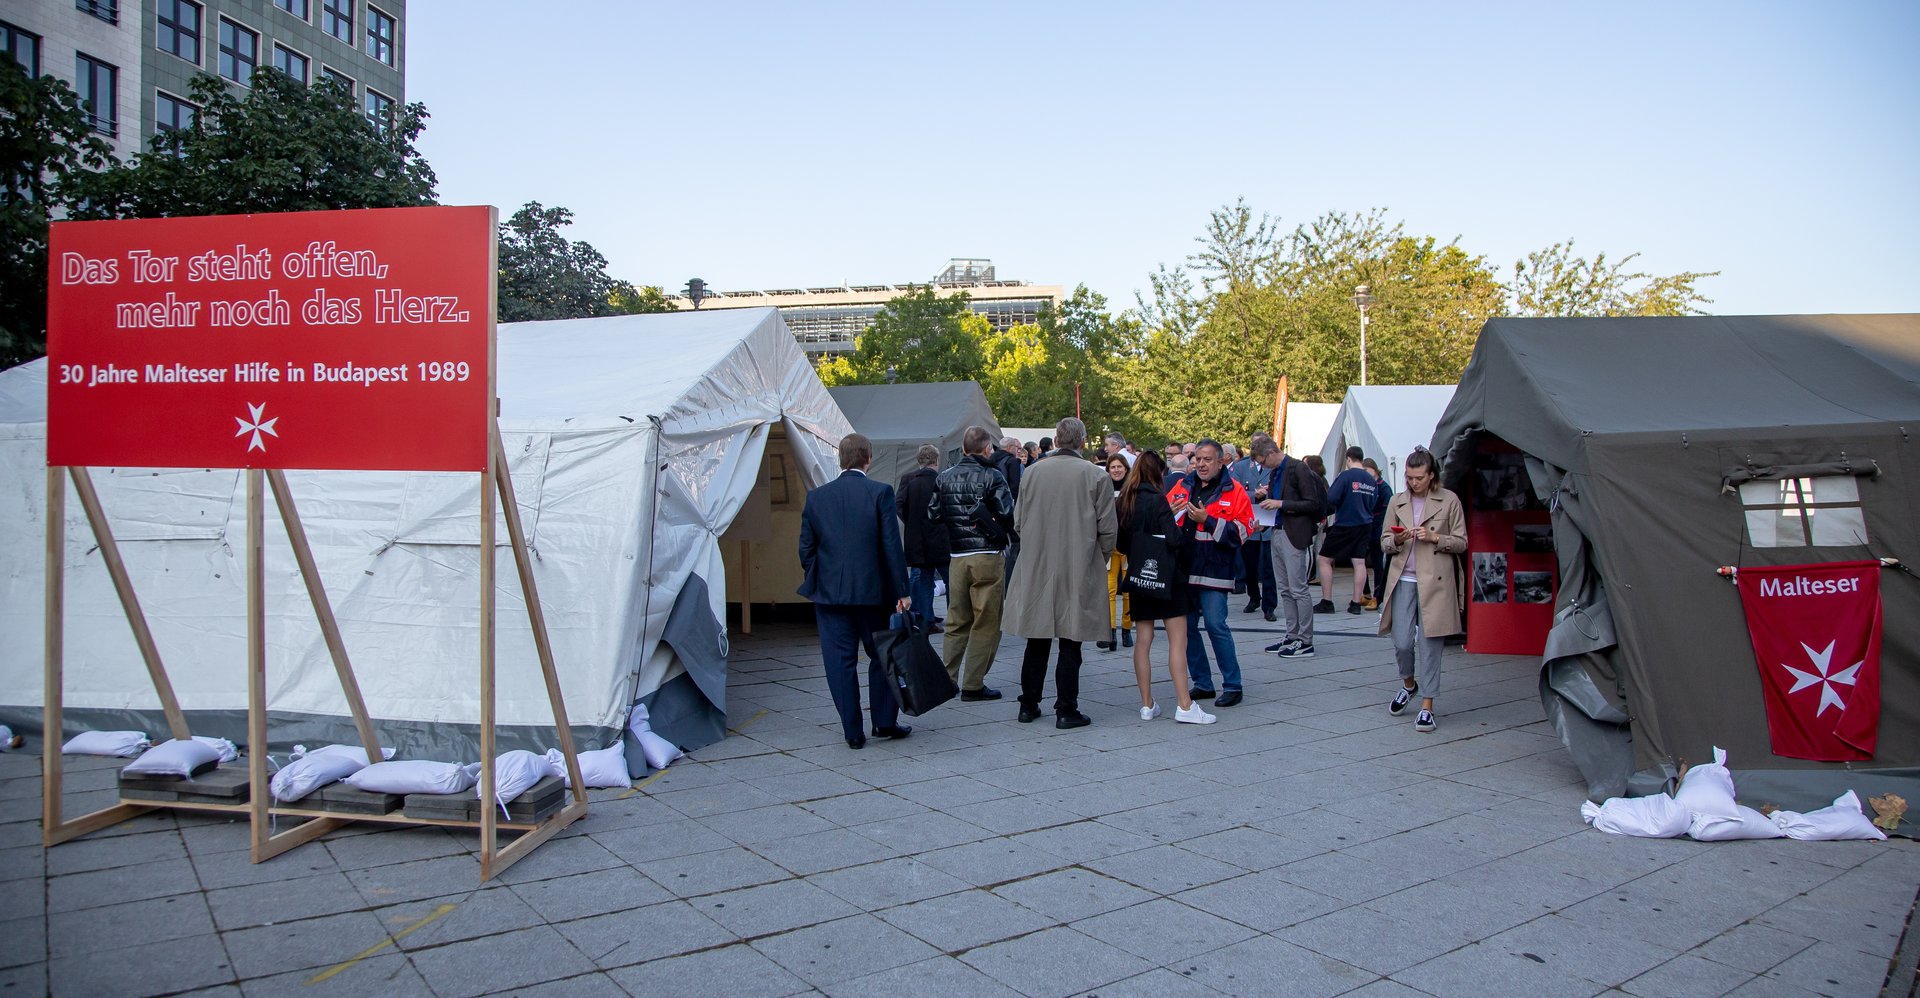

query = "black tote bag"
[[872, 612, 958, 717], [1123, 532, 1176, 598]]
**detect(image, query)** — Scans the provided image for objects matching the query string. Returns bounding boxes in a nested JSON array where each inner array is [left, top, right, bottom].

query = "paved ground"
[[3, 604, 1915, 997]]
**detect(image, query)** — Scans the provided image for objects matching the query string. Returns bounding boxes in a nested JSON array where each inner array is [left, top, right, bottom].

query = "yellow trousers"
[[1107, 553, 1132, 630]]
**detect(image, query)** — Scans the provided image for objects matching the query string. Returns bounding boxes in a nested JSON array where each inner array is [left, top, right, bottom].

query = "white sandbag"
[[1672, 746, 1739, 819], [0, 724, 16, 750], [475, 750, 557, 805], [1688, 805, 1785, 841], [637, 730, 683, 770], [269, 743, 394, 802], [191, 735, 239, 763], [1769, 790, 1888, 841], [344, 760, 477, 795], [62, 730, 150, 757], [123, 738, 222, 778], [1580, 793, 1691, 838], [546, 745, 629, 789]]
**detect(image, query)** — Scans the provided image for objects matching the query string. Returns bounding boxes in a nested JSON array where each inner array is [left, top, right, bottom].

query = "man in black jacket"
[[1252, 438, 1328, 658], [897, 444, 949, 631], [929, 426, 1016, 700]]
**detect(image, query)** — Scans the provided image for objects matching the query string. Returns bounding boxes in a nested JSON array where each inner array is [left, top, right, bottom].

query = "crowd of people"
[[796, 416, 1467, 750]]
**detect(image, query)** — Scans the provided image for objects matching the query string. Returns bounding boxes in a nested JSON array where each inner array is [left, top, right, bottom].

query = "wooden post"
[[478, 426, 498, 880], [739, 539, 753, 636], [69, 467, 190, 742]]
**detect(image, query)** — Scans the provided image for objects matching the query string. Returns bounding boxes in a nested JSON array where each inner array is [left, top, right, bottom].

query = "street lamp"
[[683, 278, 710, 309], [1351, 285, 1374, 386]]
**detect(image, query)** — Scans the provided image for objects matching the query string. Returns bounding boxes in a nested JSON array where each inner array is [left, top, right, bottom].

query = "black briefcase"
[[873, 612, 958, 717]]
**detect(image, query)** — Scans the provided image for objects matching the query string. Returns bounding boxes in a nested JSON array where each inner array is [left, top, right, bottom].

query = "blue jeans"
[[1185, 587, 1242, 693], [908, 566, 938, 625]]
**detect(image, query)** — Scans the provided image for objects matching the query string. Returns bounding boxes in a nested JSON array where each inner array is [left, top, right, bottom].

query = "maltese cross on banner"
[[234, 402, 279, 452], [1735, 562, 1883, 762]]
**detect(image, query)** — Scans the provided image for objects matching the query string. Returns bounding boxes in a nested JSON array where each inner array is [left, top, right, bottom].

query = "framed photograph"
[[1472, 552, 1508, 604], [1513, 571, 1555, 604], [1513, 524, 1554, 553]]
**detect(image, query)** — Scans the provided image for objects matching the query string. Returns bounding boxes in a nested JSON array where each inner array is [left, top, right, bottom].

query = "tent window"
[[765, 453, 793, 509], [1737, 476, 1867, 548]]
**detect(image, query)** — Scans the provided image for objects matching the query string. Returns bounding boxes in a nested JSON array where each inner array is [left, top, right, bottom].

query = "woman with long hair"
[[1098, 455, 1135, 651], [1116, 452, 1214, 724]]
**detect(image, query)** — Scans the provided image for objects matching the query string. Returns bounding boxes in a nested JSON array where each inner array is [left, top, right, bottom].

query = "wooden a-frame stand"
[[43, 425, 588, 881]]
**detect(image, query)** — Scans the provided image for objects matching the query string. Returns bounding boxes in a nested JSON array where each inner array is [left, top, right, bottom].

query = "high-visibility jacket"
[[1165, 471, 1255, 591]]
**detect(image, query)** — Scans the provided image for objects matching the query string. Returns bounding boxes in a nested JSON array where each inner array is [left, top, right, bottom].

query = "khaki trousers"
[[942, 553, 1005, 691]]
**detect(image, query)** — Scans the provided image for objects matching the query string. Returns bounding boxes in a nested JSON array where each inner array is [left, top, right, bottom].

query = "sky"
[[409, 1, 1920, 317]]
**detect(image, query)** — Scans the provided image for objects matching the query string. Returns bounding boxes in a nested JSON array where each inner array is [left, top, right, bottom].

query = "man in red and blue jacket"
[[1166, 438, 1257, 706]]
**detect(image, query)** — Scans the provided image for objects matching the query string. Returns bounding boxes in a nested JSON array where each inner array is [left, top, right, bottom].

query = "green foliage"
[[71, 71, 436, 218], [0, 59, 112, 366], [1509, 240, 1718, 317], [497, 202, 641, 323], [816, 286, 986, 385]]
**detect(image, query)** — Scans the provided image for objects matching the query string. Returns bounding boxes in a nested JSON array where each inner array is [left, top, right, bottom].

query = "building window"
[[1738, 476, 1869, 548], [365, 5, 395, 66], [156, 0, 202, 65], [77, 0, 120, 25], [1, 21, 39, 77], [218, 18, 257, 85], [75, 54, 117, 137], [273, 0, 309, 21], [319, 65, 353, 96], [271, 43, 308, 84], [364, 87, 393, 135], [322, 0, 353, 43], [155, 91, 196, 133]]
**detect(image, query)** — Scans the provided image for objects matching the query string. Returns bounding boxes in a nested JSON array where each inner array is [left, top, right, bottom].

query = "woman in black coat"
[[897, 445, 950, 627], [1116, 452, 1214, 725]]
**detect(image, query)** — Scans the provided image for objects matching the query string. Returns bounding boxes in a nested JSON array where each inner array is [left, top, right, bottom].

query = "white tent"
[[0, 308, 848, 761], [1318, 385, 1458, 489], [1282, 402, 1340, 461]]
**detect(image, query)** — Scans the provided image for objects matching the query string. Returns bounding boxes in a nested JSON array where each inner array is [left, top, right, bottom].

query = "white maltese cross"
[[234, 402, 280, 452], [1780, 640, 1862, 718]]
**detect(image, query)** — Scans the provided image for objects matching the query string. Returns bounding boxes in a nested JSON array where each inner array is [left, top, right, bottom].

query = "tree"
[[71, 71, 436, 218], [0, 59, 113, 366], [1509, 240, 1717, 317], [815, 286, 986, 385], [496, 202, 638, 322]]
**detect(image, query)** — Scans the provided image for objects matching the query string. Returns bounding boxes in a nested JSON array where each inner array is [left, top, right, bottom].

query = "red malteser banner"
[[1735, 561, 1882, 761], [47, 206, 495, 471]]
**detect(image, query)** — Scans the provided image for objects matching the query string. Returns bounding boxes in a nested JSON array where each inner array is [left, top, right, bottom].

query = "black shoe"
[[927, 623, 944, 634], [1313, 599, 1335, 614], [1056, 711, 1091, 729], [1215, 691, 1243, 708], [1120, 630, 1133, 648], [961, 687, 1003, 701], [1242, 601, 1258, 614], [1278, 642, 1315, 659], [1191, 688, 1216, 700], [1017, 705, 1041, 723], [874, 724, 912, 739], [1390, 683, 1417, 715], [1096, 630, 1116, 652], [1263, 610, 1277, 622], [847, 736, 866, 749], [1232, 583, 1246, 595], [1346, 602, 1363, 615]]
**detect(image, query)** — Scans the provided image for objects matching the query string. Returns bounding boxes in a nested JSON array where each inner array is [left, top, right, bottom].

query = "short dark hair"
[[962, 425, 995, 455], [1304, 454, 1326, 475], [1039, 436, 1053, 451], [838, 433, 873, 471], [1194, 437, 1222, 457], [1345, 445, 1365, 463], [1251, 438, 1279, 459], [915, 443, 941, 467]]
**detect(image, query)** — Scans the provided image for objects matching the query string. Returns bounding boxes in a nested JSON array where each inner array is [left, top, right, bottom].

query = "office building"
[[670, 259, 1065, 357], [0, 0, 404, 160]]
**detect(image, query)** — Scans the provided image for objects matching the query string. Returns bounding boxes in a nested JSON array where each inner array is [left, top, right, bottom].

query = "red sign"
[[1735, 561, 1883, 761], [47, 206, 495, 471]]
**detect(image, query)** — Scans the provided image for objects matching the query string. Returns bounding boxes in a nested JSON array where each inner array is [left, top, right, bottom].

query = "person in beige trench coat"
[[1377, 449, 1467, 732], [1002, 417, 1116, 728]]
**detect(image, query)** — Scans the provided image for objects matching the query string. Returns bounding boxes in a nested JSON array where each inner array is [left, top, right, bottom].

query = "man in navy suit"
[[798, 433, 914, 749]]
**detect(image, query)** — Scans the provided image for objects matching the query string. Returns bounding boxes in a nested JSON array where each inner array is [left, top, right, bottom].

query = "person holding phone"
[[1377, 448, 1467, 732]]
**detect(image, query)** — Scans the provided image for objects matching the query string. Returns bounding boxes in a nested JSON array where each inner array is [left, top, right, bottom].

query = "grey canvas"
[[828, 382, 1003, 486], [1433, 314, 1919, 827]]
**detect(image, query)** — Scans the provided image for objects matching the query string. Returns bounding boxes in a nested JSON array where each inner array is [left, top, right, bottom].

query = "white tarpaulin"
[[1318, 385, 1458, 489], [0, 308, 849, 759]]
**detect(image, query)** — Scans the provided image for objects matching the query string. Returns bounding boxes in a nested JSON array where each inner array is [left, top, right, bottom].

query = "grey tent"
[[1434, 314, 1919, 829], [828, 382, 1003, 486]]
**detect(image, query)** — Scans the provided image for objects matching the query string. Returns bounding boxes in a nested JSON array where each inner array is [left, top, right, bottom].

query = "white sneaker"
[[1175, 703, 1216, 725], [1140, 702, 1161, 721]]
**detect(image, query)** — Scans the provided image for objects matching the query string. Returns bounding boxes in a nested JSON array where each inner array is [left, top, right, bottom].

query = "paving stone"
[[588, 817, 735, 862], [206, 870, 367, 930], [1391, 936, 1605, 998], [48, 932, 235, 998], [409, 924, 598, 998], [992, 868, 1156, 923], [853, 809, 995, 854], [488, 971, 631, 997], [1012, 821, 1159, 864], [958, 926, 1154, 998], [1071, 897, 1258, 966], [0, 915, 45, 971], [1620, 952, 1757, 998], [1693, 921, 1820, 975], [886, 774, 1017, 809], [1273, 901, 1482, 976], [234, 950, 435, 997], [910, 837, 1067, 887], [875, 887, 1056, 953], [653, 781, 780, 819], [826, 954, 1027, 998], [605, 942, 811, 998], [1359, 880, 1541, 940], [189, 840, 341, 891], [1269, 850, 1431, 903], [376, 885, 545, 950], [1181, 825, 1327, 871], [1171, 870, 1349, 933], [1085, 844, 1253, 894], [750, 826, 900, 876], [808, 855, 973, 911], [742, 769, 873, 804], [801, 790, 929, 826], [1475, 914, 1682, 988], [323, 826, 468, 871], [1174, 933, 1377, 997], [47, 856, 200, 913], [492, 834, 624, 885], [1554, 884, 1758, 952], [695, 802, 836, 846], [0, 845, 43, 883], [1759, 939, 1898, 996], [45, 829, 188, 876], [510, 867, 671, 923], [752, 913, 941, 987], [345, 854, 483, 905], [1067, 966, 1232, 998], [554, 899, 738, 969], [48, 891, 215, 958], [692, 877, 860, 938], [220, 910, 396, 979], [635, 845, 791, 898]]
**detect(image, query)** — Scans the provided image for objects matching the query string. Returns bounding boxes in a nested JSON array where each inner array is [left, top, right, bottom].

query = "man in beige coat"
[[1002, 417, 1116, 729], [1376, 448, 1467, 732]]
